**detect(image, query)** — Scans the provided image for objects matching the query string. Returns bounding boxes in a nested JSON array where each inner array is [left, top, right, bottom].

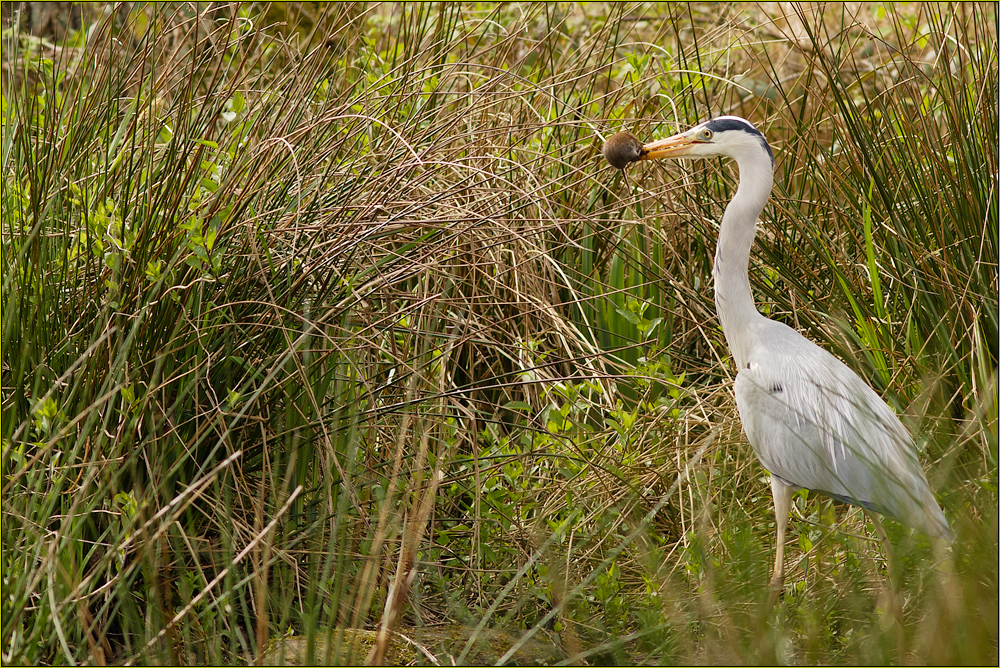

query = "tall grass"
[[2, 2, 996, 665]]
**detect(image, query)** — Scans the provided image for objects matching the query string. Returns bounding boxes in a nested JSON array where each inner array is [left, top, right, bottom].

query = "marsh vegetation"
[[2, 2, 996, 664]]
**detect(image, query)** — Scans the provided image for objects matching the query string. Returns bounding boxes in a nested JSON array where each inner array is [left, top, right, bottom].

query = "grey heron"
[[602, 117, 952, 590]]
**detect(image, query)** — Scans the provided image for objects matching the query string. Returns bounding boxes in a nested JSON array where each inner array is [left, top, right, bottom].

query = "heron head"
[[603, 116, 774, 169]]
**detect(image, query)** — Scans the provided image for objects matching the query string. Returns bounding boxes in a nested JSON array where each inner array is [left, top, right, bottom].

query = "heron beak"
[[639, 132, 696, 160]]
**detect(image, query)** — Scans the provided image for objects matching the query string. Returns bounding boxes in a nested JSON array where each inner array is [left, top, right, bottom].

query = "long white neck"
[[713, 154, 773, 370]]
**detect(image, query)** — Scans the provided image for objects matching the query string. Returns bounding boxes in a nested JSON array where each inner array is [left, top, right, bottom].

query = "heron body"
[[603, 117, 951, 588]]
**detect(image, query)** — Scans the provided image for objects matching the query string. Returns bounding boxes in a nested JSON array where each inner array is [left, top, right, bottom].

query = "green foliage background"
[[2, 2, 996, 664]]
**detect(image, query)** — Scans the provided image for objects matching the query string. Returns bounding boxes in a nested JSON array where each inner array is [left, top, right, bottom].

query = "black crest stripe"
[[704, 117, 774, 166]]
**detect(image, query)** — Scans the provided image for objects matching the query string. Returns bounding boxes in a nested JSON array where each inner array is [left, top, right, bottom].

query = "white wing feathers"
[[734, 319, 952, 540]]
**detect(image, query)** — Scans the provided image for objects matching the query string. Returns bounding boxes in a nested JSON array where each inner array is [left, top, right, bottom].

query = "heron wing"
[[734, 321, 950, 539]]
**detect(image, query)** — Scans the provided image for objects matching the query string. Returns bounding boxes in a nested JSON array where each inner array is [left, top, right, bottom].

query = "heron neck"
[[713, 156, 773, 369]]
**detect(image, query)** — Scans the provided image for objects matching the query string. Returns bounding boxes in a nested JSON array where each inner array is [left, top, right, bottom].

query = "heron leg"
[[867, 512, 903, 631], [769, 476, 793, 594], [867, 512, 894, 573]]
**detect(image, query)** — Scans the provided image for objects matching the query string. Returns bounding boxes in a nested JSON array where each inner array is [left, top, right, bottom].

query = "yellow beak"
[[640, 132, 697, 160]]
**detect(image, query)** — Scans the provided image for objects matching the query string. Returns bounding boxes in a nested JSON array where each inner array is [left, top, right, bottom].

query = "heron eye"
[[700, 129, 713, 140]]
